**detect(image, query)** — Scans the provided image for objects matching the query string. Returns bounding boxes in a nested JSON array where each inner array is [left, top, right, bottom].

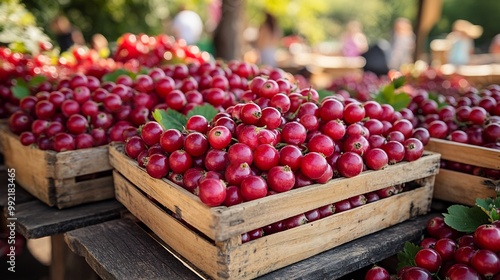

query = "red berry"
[[267, 165, 295, 192], [240, 175, 268, 201], [336, 152, 364, 178], [364, 265, 390, 280], [197, 178, 226, 207]]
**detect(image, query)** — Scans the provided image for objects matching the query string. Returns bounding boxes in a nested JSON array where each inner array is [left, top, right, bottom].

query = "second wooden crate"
[[425, 138, 500, 206], [0, 126, 114, 209]]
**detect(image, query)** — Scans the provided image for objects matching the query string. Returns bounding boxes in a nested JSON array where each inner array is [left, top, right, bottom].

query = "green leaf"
[[397, 241, 421, 271], [428, 92, 449, 109], [152, 108, 187, 131], [317, 89, 334, 102], [392, 76, 406, 89], [11, 80, 30, 99], [443, 205, 490, 233], [391, 93, 412, 111], [187, 104, 219, 122], [28, 75, 48, 88], [102, 69, 135, 82]]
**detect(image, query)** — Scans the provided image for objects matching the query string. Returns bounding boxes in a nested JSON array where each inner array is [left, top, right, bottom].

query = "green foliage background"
[[19, 0, 500, 52]]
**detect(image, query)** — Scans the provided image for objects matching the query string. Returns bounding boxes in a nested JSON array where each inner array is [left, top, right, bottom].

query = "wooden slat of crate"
[[114, 171, 434, 280], [425, 138, 500, 170], [0, 126, 114, 209], [433, 169, 497, 206], [109, 143, 440, 242]]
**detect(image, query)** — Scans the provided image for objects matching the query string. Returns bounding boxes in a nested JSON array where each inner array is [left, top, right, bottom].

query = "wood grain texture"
[[64, 219, 201, 280], [110, 143, 440, 241], [12, 199, 124, 239], [115, 170, 434, 280], [433, 169, 498, 206], [64, 215, 437, 280], [51, 234, 99, 280], [426, 138, 500, 169]]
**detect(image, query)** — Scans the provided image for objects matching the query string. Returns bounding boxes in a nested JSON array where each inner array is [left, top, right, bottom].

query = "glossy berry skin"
[[400, 266, 433, 280], [197, 178, 226, 207], [300, 152, 328, 180], [253, 144, 280, 171], [403, 138, 424, 162], [208, 126, 232, 150], [240, 175, 268, 201], [474, 224, 500, 252], [66, 114, 88, 135], [433, 238, 457, 262], [146, 154, 169, 179], [343, 102, 365, 124], [382, 141, 405, 164], [168, 150, 193, 174], [470, 249, 500, 277], [184, 132, 209, 157], [364, 266, 390, 280], [279, 145, 303, 171], [281, 122, 307, 145], [186, 115, 209, 134], [307, 134, 335, 157], [267, 165, 296, 192], [445, 264, 481, 280], [141, 121, 163, 146], [336, 152, 364, 178], [53, 133, 76, 152], [159, 129, 184, 153], [227, 143, 254, 165], [363, 148, 388, 171], [414, 248, 442, 273]]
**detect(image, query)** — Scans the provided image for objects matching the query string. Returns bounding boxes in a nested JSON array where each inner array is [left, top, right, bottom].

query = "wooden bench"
[[64, 214, 436, 279], [0, 168, 125, 280]]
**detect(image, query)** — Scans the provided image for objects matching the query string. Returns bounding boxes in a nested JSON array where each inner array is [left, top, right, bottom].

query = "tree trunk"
[[213, 0, 244, 61]]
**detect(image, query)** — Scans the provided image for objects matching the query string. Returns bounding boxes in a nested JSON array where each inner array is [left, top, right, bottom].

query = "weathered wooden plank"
[[51, 234, 99, 280], [64, 219, 201, 280], [64, 214, 436, 280], [425, 138, 500, 170], [12, 199, 125, 239]]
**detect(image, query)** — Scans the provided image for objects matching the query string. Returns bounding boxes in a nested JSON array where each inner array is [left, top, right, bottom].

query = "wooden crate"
[[0, 126, 114, 209], [110, 143, 440, 280], [425, 138, 500, 206]]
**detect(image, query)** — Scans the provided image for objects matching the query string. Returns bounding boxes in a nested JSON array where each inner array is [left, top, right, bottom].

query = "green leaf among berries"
[[102, 69, 136, 82], [28, 75, 47, 88], [317, 89, 334, 102], [187, 104, 219, 122], [371, 77, 411, 111], [152, 108, 187, 131], [11, 79, 30, 99], [476, 196, 500, 222], [443, 204, 490, 233], [396, 241, 421, 271]]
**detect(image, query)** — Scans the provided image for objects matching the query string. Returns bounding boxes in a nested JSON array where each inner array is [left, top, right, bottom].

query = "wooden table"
[[64, 214, 435, 280], [0, 168, 125, 280]]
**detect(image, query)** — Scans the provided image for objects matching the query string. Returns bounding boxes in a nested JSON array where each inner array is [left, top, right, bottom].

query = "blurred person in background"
[[171, 6, 204, 45], [388, 17, 415, 70], [446, 19, 483, 66], [90, 33, 110, 58], [489, 33, 500, 54], [256, 12, 282, 67], [50, 15, 85, 52], [340, 20, 368, 57]]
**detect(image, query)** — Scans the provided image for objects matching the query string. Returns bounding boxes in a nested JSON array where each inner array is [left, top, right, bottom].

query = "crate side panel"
[[113, 171, 224, 279], [54, 145, 112, 179], [0, 126, 55, 206], [225, 183, 433, 279], [426, 138, 500, 169], [54, 176, 115, 209], [433, 169, 497, 206], [109, 144, 218, 239]]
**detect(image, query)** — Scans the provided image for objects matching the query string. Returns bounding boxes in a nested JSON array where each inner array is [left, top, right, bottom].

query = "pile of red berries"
[[395, 216, 500, 279], [125, 70, 428, 209], [408, 86, 500, 180], [113, 33, 210, 67]]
